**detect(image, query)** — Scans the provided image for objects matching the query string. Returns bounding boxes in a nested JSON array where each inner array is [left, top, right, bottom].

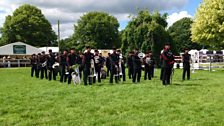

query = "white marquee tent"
[[0, 42, 43, 56]]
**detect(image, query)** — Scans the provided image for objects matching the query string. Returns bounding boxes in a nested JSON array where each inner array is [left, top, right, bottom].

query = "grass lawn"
[[0, 68, 224, 126]]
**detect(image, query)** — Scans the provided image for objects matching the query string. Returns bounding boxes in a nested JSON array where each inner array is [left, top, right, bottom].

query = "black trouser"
[[182, 67, 190, 80], [79, 67, 83, 81], [162, 67, 172, 85], [144, 66, 151, 80], [160, 68, 164, 80], [133, 68, 141, 83], [106, 66, 110, 77], [151, 66, 154, 78], [119, 65, 126, 81], [83, 67, 94, 85], [128, 66, 133, 79], [110, 66, 118, 83], [40, 66, 48, 79], [48, 67, 56, 81], [36, 65, 40, 78], [68, 68, 74, 84], [95, 66, 101, 83], [60, 65, 67, 82], [31, 64, 37, 77]]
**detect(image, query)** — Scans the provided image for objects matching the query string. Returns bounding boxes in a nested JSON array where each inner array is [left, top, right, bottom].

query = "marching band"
[[30, 44, 175, 86]]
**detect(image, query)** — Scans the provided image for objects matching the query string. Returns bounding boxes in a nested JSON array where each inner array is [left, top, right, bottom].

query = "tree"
[[121, 10, 174, 66], [168, 17, 203, 53], [0, 4, 57, 47], [73, 11, 120, 51], [191, 0, 224, 49], [59, 37, 77, 51]]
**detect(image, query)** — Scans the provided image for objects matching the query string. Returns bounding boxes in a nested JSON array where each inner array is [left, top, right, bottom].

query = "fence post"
[[18, 60, 20, 67], [209, 55, 212, 72]]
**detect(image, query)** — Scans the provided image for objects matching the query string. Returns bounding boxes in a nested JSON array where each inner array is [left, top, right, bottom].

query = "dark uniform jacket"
[[59, 54, 67, 66], [109, 53, 119, 67], [182, 53, 191, 68], [132, 53, 142, 70], [30, 56, 37, 65], [83, 52, 94, 69], [47, 53, 56, 68], [67, 53, 78, 67], [161, 49, 175, 68], [94, 55, 104, 68]]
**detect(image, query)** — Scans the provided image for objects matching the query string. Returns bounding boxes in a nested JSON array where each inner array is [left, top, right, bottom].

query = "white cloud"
[[0, 0, 189, 38], [167, 11, 192, 27]]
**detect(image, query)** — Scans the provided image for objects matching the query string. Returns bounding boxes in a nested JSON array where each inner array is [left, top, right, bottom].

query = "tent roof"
[[0, 42, 43, 55]]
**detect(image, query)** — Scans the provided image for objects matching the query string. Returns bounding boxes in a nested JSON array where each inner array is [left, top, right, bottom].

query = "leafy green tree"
[[121, 10, 174, 66], [0, 4, 57, 47], [191, 0, 224, 49], [169, 17, 202, 53], [73, 12, 120, 50]]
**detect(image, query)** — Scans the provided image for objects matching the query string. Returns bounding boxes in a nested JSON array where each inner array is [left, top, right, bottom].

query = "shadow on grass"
[[172, 83, 203, 86]]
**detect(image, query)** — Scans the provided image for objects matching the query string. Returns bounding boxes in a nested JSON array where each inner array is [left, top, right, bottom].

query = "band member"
[[47, 49, 56, 81], [161, 43, 175, 85], [67, 48, 79, 84], [94, 50, 104, 83], [117, 50, 126, 81], [59, 50, 68, 83], [109, 48, 119, 83], [149, 52, 155, 78], [127, 51, 134, 79], [106, 53, 111, 77], [182, 48, 191, 80], [83, 46, 94, 85], [132, 48, 142, 83], [77, 52, 84, 80], [39, 51, 48, 79], [53, 53, 60, 77], [30, 54, 38, 78], [143, 51, 152, 80], [36, 53, 42, 78]]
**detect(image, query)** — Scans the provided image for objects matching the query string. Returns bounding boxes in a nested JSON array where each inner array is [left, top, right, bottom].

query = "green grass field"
[[0, 68, 224, 126]]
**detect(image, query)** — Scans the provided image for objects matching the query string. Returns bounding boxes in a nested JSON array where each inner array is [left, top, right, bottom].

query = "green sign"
[[13, 45, 26, 54]]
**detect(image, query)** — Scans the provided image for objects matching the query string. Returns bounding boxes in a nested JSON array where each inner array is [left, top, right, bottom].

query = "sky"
[[0, 0, 202, 39]]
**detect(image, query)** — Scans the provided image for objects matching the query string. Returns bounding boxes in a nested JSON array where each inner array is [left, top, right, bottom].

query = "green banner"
[[13, 45, 26, 54]]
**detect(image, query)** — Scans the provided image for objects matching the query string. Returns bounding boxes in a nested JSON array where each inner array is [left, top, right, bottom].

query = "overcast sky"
[[0, 0, 202, 39]]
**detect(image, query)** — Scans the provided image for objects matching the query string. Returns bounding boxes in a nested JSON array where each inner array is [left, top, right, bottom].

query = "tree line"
[[1, 0, 224, 57]]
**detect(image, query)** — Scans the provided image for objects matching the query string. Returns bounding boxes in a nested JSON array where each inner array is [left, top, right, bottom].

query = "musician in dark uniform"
[[30, 54, 38, 78], [161, 43, 175, 85], [117, 50, 126, 82], [67, 48, 78, 84], [59, 50, 68, 83], [47, 49, 56, 81], [77, 52, 84, 80], [132, 48, 142, 83], [143, 51, 153, 80], [36, 53, 42, 78], [109, 48, 119, 83], [94, 50, 104, 83], [127, 51, 134, 79], [149, 52, 155, 78], [182, 48, 191, 81], [82, 46, 94, 85], [106, 53, 111, 77], [39, 51, 48, 79]]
